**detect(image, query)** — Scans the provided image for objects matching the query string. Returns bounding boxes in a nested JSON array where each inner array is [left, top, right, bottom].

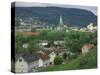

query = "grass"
[[39, 48, 97, 72]]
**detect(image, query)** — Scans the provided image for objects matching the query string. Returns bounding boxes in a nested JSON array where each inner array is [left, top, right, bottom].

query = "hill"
[[14, 7, 97, 27]]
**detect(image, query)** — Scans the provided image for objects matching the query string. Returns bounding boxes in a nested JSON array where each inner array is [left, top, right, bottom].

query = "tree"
[[63, 53, 67, 60], [28, 40, 40, 53], [54, 56, 63, 65]]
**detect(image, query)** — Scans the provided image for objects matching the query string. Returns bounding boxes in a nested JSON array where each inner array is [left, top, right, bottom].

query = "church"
[[56, 15, 68, 32]]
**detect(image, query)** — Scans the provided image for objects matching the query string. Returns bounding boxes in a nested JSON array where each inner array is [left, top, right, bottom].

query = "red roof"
[[16, 32, 40, 36], [82, 44, 94, 50], [37, 52, 49, 60]]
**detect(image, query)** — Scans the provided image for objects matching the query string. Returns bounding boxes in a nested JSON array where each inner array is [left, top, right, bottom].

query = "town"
[[12, 15, 97, 73], [15, 15, 97, 33]]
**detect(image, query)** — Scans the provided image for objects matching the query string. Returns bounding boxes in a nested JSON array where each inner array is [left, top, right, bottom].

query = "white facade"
[[15, 57, 28, 73], [49, 52, 56, 64], [81, 44, 94, 55], [87, 23, 97, 32], [54, 41, 65, 45], [22, 43, 29, 48], [41, 42, 48, 46], [81, 46, 90, 55], [38, 58, 44, 67]]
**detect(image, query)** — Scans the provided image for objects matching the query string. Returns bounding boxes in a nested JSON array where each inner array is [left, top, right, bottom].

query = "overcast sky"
[[15, 2, 97, 15]]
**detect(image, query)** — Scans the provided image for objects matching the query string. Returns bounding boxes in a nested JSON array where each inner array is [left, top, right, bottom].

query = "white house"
[[22, 43, 29, 48], [38, 58, 44, 67], [15, 57, 28, 73], [15, 52, 50, 73], [15, 53, 39, 73], [87, 23, 97, 32], [80, 28, 87, 32], [49, 52, 56, 64], [39, 40, 48, 47], [54, 40, 65, 45]]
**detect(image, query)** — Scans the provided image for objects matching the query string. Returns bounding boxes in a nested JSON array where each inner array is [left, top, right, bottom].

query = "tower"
[[56, 15, 68, 31], [59, 15, 64, 26]]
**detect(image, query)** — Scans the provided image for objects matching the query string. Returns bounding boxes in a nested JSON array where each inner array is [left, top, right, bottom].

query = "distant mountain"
[[14, 7, 97, 27]]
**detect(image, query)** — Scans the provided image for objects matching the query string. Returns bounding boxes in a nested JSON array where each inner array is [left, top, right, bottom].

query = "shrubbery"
[[54, 56, 63, 65]]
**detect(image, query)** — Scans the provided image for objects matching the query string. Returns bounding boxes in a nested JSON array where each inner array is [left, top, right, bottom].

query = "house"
[[80, 28, 87, 32], [39, 40, 48, 47], [87, 23, 97, 32], [15, 52, 50, 73], [22, 43, 29, 48], [54, 41, 65, 45], [15, 53, 38, 73], [15, 55, 28, 73], [37, 51, 50, 67], [81, 44, 94, 55], [48, 51, 56, 64]]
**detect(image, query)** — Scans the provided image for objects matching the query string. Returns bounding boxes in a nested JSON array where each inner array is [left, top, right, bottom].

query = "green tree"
[[63, 53, 67, 60], [54, 56, 63, 65]]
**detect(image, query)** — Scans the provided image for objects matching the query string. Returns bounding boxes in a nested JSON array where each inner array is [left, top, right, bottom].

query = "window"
[[19, 58, 22, 62]]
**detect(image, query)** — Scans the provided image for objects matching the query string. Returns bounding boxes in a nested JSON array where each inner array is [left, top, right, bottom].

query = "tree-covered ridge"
[[14, 7, 97, 27]]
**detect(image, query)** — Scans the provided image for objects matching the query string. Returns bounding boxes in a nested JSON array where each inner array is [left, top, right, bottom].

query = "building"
[[81, 44, 94, 55], [80, 27, 88, 32], [56, 15, 68, 31], [37, 51, 50, 67], [54, 40, 65, 45], [49, 51, 56, 65], [87, 23, 97, 32], [15, 56, 28, 73], [22, 43, 29, 48], [15, 53, 38, 73], [15, 52, 50, 73], [39, 40, 48, 47]]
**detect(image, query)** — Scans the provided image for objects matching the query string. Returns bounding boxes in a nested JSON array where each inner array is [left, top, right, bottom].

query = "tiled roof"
[[37, 51, 49, 60], [15, 53, 38, 63], [82, 44, 94, 50], [16, 32, 39, 36]]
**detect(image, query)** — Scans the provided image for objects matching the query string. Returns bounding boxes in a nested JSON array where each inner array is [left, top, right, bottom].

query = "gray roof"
[[15, 53, 38, 63]]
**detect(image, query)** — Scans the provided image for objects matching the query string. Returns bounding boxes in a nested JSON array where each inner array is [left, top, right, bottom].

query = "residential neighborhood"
[[11, 2, 97, 73]]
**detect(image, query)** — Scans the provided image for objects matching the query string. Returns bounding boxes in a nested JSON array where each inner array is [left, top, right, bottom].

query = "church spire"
[[59, 15, 64, 26]]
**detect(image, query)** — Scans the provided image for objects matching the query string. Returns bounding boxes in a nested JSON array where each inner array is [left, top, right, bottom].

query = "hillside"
[[14, 7, 97, 27], [39, 48, 97, 72]]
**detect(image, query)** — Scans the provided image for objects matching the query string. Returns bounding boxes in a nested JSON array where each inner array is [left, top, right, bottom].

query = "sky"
[[14, 2, 97, 15]]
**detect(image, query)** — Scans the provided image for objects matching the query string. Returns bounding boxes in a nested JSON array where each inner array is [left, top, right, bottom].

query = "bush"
[[54, 56, 63, 65], [62, 53, 67, 60], [69, 54, 78, 60], [79, 59, 87, 67]]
